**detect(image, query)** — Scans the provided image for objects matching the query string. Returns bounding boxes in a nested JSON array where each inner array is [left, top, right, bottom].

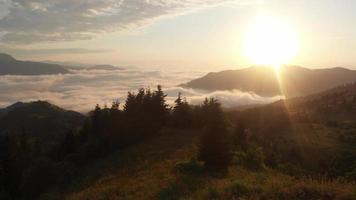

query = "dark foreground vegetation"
[[1, 84, 356, 199]]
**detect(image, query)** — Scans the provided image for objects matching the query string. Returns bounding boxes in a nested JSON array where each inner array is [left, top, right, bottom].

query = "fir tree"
[[198, 98, 231, 170]]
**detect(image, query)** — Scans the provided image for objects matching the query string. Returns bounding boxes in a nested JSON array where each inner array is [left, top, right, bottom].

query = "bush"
[[225, 180, 262, 199], [174, 158, 204, 176], [207, 187, 220, 199], [345, 167, 356, 179], [21, 158, 54, 199], [155, 181, 183, 200], [223, 178, 356, 200], [228, 181, 250, 197], [156, 175, 201, 200], [278, 163, 304, 176], [233, 146, 265, 171], [279, 182, 355, 200], [266, 179, 356, 200]]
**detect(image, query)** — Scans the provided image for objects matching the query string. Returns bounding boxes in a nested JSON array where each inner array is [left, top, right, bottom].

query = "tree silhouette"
[[59, 130, 77, 157], [0, 131, 32, 199], [198, 98, 231, 170], [234, 120, 248, 151], [172, 92, 193, 128]]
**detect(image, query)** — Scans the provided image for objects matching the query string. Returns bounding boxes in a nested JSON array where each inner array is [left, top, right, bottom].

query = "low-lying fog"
[[0, 68, 282, 112]]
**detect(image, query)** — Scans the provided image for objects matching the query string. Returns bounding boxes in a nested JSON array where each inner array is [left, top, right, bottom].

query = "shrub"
[[228, 181, 250, 197], [156, 175, 201, 200], [174, 158, 204, 176], [225, 180, 262, 199], [207, 187, 220, 199], [233, 146, 265, 171], [275, 180, 356, 200], [155, 182, 183, 200]]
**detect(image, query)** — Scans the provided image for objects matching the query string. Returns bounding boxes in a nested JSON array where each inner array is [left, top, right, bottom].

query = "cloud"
[[0, 0, 240, 44], [0, 68, 281, 112], [0, 0, 11, 19], [164, 87, 281, 107], [0, 46, 115, 57]]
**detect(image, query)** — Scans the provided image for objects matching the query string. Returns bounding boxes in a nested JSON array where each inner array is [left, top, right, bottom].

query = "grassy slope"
[[42, 128, 355, 200], [44, 129, 199, 200]]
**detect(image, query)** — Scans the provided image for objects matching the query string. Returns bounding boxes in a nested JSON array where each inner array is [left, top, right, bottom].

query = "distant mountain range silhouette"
[[0, 53, 69, 75], [0, 53, 124, 75], [182, 66, 356, 97]]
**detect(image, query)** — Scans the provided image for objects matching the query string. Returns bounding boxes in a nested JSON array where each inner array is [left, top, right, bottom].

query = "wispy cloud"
[[0, 0, 243, 44]]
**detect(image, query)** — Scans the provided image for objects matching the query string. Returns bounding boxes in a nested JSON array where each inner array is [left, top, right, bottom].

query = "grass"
[[46, 129, 200, 200], [41, 128, 356, 200], [185, 168, 356, 200]]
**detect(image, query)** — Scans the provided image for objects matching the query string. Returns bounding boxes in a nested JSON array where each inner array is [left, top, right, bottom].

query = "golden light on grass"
[[243, 15, 299, 71]]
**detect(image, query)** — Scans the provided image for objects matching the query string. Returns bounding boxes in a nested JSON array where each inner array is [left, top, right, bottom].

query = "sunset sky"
[[1, 0, 356, 70]]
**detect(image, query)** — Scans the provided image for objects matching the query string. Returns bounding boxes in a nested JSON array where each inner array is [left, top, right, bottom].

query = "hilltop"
[[0, 101, 84, 143], [183, 66, 356, 97]]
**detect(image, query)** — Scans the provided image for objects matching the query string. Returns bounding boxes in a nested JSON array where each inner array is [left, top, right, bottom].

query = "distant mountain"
[[42, 60, 90, 68], [0, 53, 69, 75], [182, 66, 356, 97], [43, 60, 124, 71], [0, 101, 85, 142], [86, 64, 124, 71]]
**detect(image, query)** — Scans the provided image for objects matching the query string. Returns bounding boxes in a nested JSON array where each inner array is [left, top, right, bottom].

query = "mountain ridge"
[[182, 65, 356, 97], [0, 53, 69, 75]]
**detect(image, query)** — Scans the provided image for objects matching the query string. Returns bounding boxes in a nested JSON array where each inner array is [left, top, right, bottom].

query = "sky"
[[1, 0, 356, 70]]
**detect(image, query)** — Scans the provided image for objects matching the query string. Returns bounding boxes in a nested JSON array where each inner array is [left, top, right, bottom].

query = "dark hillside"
[[0, 101, 84, 141]]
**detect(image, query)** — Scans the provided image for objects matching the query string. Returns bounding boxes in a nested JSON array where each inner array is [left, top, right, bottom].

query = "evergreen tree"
[[0, 132, 27, 198], [234, 120, 248, 151], [111, 100, 120, 111], [172, 93, 193, 128], [110, 99, 124, 145], [92, 104, 102, 133], [198, 98, 231, 170], [124, 92, 136, 114], [60, 130, 77, 157], [121, 86, 169, 141], [152, 85, 169, 122], [174, 92, 183, 107]]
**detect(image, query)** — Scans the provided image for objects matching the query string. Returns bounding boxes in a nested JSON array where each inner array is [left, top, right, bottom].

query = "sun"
[[243, 15, 299, 69]]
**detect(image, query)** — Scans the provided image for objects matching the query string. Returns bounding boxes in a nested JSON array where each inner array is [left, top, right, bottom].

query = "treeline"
[[75, 86, 201, 155], [0, 86, 232, 199]]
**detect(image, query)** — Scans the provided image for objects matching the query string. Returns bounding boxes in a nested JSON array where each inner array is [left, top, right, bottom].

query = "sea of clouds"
[[0, 68, 281, 113]]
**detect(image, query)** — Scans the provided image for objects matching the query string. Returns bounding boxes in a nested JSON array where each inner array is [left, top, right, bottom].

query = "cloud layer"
[[0, 47, 115, 57], [0, 0, 236, 44], [0, 68, 281, 112]]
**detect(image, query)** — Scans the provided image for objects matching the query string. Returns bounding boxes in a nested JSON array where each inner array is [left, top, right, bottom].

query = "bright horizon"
[[1, 0, 356, 70]]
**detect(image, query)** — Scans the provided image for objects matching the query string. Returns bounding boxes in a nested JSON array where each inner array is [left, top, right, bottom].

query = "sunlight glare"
[[243, 15, 299, 68]]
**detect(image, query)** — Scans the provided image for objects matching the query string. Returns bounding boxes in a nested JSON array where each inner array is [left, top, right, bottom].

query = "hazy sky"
[[1, 0, 356, 70]]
